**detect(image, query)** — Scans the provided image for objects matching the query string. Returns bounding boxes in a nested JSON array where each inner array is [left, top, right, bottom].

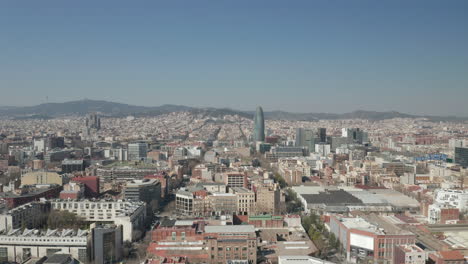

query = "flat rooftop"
[[278, 255, 336, 264], [205, 225, 255, 233]]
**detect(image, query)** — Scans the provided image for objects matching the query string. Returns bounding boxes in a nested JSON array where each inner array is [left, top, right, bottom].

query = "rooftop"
[[205, 225, 255, 233], [278, 255, 336, 264]]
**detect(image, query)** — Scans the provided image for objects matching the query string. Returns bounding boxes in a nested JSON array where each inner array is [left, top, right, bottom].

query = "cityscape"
[[1, 1, 468, 264], [0, 101, 467, 264]]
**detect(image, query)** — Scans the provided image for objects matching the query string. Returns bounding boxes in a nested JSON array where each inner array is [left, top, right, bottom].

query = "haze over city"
[[1, 0, 468, 116]]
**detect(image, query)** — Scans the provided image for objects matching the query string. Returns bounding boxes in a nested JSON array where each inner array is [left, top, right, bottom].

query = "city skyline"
[[1, 0, 467, 116]]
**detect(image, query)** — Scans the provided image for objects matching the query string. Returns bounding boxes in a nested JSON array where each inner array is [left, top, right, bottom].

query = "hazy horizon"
[[1, 0, 467, 116], [1, 98, 468, 117]]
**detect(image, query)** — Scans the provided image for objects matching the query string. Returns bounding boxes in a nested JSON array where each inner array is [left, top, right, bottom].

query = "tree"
[[329, 233, 339, 250], [302, 216, 312, 232], [47, 210, 87, 229]]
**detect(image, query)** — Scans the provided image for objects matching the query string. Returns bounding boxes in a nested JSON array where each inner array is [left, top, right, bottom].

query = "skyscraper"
[[253, 106, 265, 142], [455, 147, 468, 168], [295, 128, 317, 151], [86, 113, 101, 130], [128, 142, 148, 161]]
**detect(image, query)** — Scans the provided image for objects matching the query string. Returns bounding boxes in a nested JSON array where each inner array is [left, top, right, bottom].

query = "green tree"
[[302, 216, 312, 232], [47, 210, 87, 229]]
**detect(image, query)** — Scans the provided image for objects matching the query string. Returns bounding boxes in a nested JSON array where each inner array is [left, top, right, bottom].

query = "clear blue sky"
[[1, 0, 467, 116]]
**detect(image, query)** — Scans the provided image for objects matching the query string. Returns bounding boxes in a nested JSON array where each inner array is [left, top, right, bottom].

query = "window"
[[172, 232, 176, 241], [0, 247, 7, 262], [181, 232, 186, 240], [22, 248, 31, 260], [78, 249, 87, 262]]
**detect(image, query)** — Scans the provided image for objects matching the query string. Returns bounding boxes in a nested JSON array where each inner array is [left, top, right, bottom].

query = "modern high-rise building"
[[295, 127, 326, 148], [318, 128, 327, 143], [128, 142, 147, 161], [455, 147, 468, 167], [253, 106, 265, 142], [343, 128, 369, 144], [86, 113, 101, 130]]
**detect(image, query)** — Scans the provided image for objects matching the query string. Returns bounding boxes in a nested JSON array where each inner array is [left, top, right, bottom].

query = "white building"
[[278, 255, 336, 264], [434, 189, 468, 212], [50, 199, 146, 241], [0, 228, 88, 263], [315, 143, 331, 156], [33, 138, 46, 153]]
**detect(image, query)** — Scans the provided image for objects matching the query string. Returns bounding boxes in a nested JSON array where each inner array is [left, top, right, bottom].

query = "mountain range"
[[0, 99, 466, 121]]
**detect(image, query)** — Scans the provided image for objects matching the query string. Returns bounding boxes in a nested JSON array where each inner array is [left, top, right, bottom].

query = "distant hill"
[[0, 99, 466, 121]]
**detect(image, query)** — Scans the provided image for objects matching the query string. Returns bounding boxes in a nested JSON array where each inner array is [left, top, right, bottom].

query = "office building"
[[455, 147, 468, 167], [61, 159, 85, 173], [295, 128, 317, 152], [318, 128, 327, 143], [128, 142, 148, 161], [88, 224, 123, 264], [124, 179, 161, 206], [223, 172, 247, 188], [86, 113, 101, 130], [253, 106, 265, 142]]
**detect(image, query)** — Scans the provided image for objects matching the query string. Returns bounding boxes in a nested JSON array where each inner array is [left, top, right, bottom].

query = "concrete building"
[[0, 201, 51, 231], [205, 225, 257, 264], [427, 204, 459, 224], [128, 142, 148, 161], [295, 128, 318, 152], [61, 159, 85, 174], [278, 256, 336, 264], [147, 221, 257, 264], [207, 193, 237, 216], [88, 224, 123, 264], [315, 143, 331, 156], [393, 244, 427, 264], [176, 189, 195, 216], [50, 199, 146, 242], [124, 179, 161, 206], [329, 215, 416, 263], [455, 147, 468, 168], [21, 171, 63, 186], [434, 189, 468, 212], [223, 172, 247, 188], [0, 185, 62, 209], [0, 228, 88, 263], [255, 182, 282, 214], [428, 251, 466, 264], [230, 187, 256, 215], [59, 182, 84, 200], [71, 176, 100, 198]]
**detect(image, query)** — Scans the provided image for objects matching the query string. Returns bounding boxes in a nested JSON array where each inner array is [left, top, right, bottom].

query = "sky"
[[0, 1, 467, 116]]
